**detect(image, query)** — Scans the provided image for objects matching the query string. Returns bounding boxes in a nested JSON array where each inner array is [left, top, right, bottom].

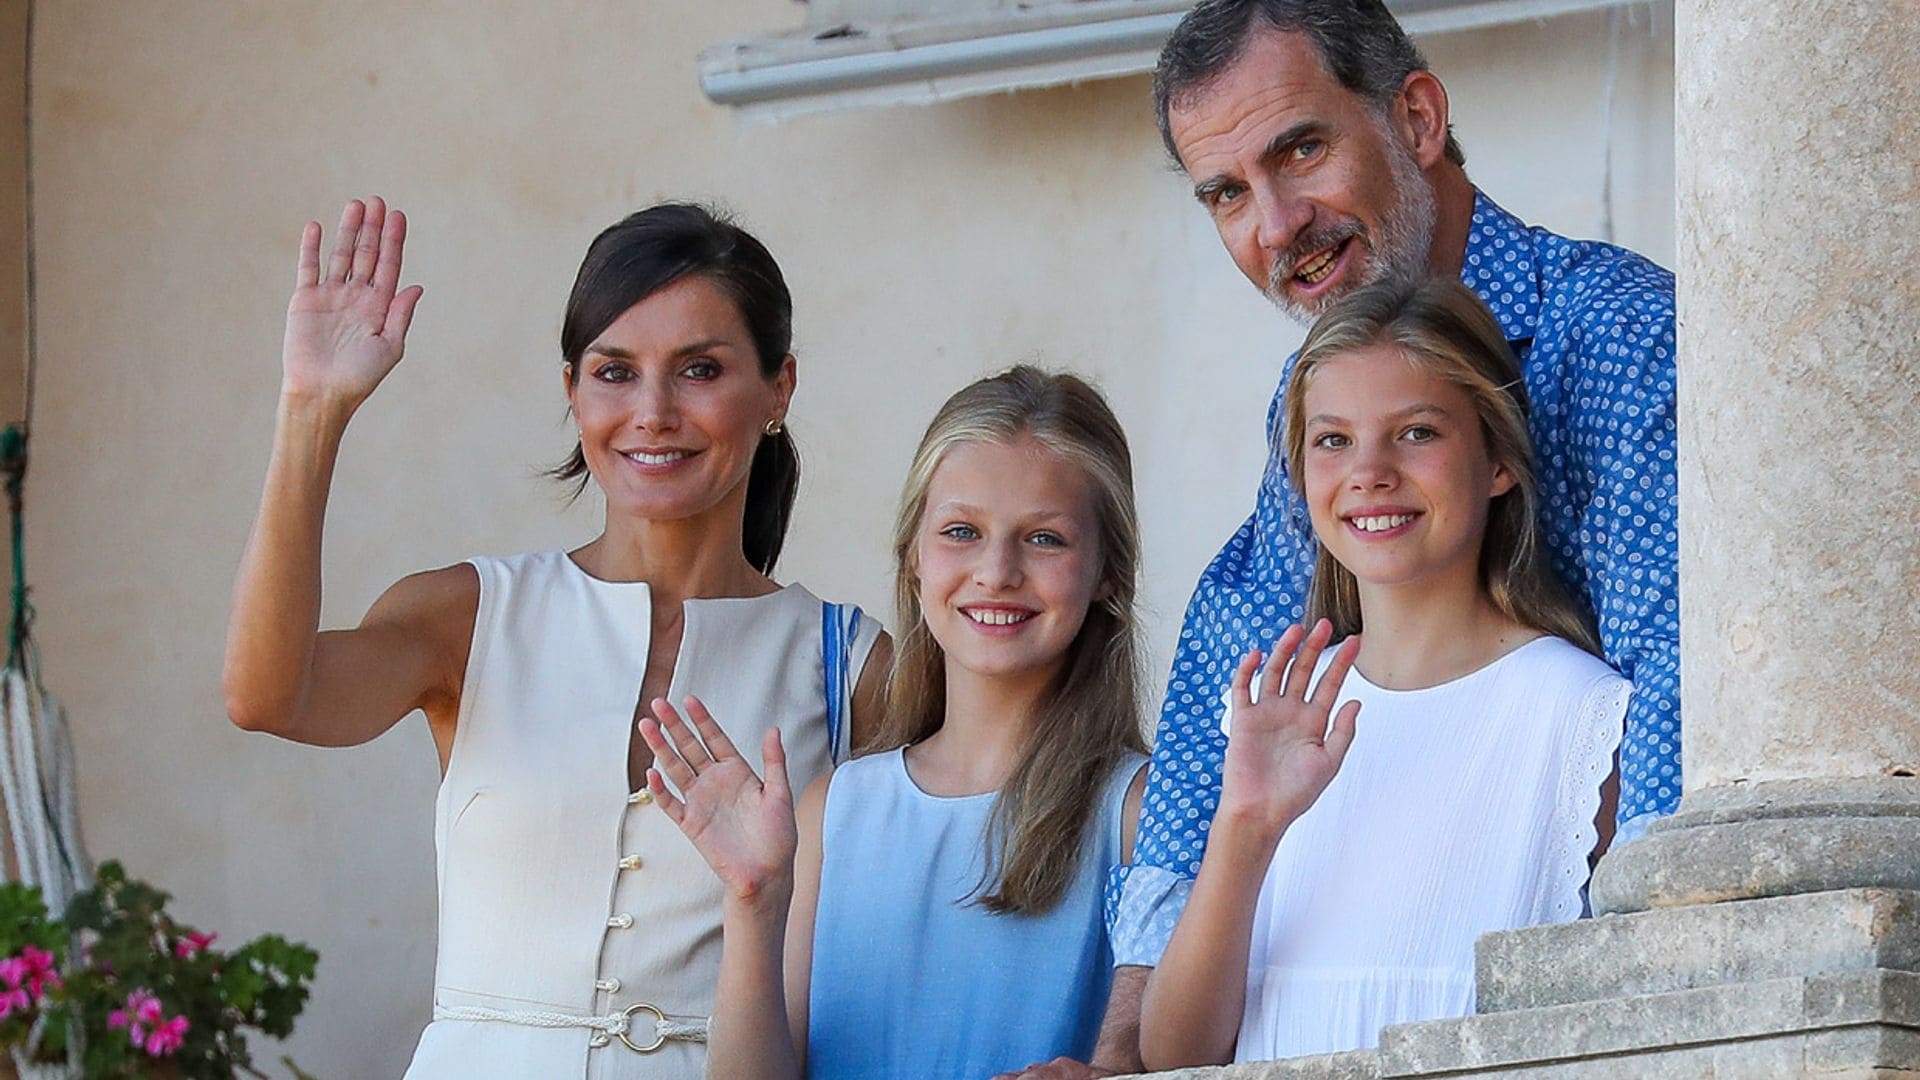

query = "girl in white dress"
[[223, 198, 888, 1079], [1141, 278, 1628, 1067]]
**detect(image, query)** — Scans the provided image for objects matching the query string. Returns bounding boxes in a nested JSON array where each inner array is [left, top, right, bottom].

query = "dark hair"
[[1152, 0, 1465, 167], [552, 203, 799, 575]]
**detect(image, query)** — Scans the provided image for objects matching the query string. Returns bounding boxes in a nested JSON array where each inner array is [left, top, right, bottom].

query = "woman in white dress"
[[223, 198, 888, 1079], [1141, 278, 1628, 1067]]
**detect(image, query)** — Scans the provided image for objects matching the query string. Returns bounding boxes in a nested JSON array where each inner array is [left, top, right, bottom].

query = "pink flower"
[[0, 947, 59, 1004], [173, 931, 217, 959], [108, 988, 165, 1045], [143, 1015, 188, 1057], [16, 947, 57, 998], [0, 986, 30, 1020]]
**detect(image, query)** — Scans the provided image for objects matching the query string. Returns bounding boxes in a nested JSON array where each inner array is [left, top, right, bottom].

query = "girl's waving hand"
[[642, 696, 799, 905], [1218, 619, 1362, 841]]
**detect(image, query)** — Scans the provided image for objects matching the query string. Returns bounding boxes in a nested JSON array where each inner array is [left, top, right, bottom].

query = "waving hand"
[[283, 196, 424, 411], [1217, 620, 1362, 841], [641, 697, 798, 904]]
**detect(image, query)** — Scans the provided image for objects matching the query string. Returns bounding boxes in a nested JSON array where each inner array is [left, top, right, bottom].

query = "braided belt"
[[433, 1000, 708, 1053]]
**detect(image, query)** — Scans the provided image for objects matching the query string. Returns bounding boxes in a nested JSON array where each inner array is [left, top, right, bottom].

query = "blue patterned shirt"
[[1107, 192, 1679, 966]]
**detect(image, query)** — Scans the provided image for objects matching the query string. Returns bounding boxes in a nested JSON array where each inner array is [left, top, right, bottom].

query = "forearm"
[[1139, 822, 1275, 1069], [706, 891, 802, 1080], [222, 393, 353, 733], [1088, 965, 1147, 1074]]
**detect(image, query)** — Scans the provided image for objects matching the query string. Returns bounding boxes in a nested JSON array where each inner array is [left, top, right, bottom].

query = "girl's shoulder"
[[1502, 635, 1627, 690]]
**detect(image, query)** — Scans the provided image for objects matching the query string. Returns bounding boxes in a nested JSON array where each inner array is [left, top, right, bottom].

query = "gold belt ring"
[[616, 1001, 668, 1053]]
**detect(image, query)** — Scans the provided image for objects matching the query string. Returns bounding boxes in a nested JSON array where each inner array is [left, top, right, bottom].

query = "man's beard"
[[1263, 124, 1439, 324]]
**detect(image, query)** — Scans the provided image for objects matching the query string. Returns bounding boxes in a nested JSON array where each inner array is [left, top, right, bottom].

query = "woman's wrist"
[[277, 383, 363, 431]]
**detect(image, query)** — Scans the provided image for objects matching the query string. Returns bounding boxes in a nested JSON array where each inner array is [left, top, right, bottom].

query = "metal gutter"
[[700, 0, 1645, 121]]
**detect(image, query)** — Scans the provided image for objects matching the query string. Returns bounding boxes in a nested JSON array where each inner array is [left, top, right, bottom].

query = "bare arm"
[[1141, 625, 1360, 1070], [641, 699, 803, 1080], [784, 772, 832, 1074], [223, 197, 440, 748]]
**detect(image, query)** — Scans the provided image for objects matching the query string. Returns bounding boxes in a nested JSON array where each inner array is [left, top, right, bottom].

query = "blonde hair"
[[1282, 279, 1600, 654], [874, 366, 1147, 916]]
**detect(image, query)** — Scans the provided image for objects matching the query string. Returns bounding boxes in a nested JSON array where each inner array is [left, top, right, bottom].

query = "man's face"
[[1169, 29, 1438, 322]]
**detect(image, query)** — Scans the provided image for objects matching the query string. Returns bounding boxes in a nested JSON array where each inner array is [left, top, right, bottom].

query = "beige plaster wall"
[[23, 3, 1673, 1075], [2, 0, 25, 425]]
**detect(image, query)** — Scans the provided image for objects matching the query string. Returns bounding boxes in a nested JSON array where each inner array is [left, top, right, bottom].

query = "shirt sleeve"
[[1564, 271, 1681, 838]]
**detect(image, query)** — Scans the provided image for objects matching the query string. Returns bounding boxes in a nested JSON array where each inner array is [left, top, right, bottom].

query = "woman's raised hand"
[[641, 697, 798, 906], [283, 196, 425, 411], [1217, 620, 1361, 842]]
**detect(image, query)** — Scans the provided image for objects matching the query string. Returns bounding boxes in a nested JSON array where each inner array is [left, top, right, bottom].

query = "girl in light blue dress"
[[640, 367, 1152, 1079]]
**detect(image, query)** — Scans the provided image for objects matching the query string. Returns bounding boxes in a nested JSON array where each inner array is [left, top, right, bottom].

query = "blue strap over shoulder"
[[822, 602, 864, 763]]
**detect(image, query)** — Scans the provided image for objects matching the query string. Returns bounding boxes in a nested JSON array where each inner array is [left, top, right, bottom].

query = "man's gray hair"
[[1152, 0, 1466, 168]]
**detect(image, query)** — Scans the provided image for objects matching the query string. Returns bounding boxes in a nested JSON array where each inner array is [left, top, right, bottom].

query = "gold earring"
[[764, 418, 784, 436]]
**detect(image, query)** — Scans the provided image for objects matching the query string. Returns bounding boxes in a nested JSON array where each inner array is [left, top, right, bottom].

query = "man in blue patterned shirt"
[[999, 2, 1679, 1074]]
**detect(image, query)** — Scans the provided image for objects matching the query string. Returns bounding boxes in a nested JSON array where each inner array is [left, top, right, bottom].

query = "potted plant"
[[0, 863, 317, 1078]]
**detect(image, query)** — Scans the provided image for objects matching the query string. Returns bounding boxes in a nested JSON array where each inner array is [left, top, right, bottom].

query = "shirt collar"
[[1459, 189, 1542, 345]]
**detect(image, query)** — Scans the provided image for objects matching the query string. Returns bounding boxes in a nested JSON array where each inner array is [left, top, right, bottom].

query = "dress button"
[[619, 854, 643, 871], [588, 1033, 611, 1049], [596, 978, 621, 993], [607, 913, 634, 929], [628, 789, 653, 806]]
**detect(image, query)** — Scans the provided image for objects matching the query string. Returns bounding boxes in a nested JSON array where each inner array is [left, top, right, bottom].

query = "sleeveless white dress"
[[402, 551, 880, 1080], [1233, 636, 1628, 1062]]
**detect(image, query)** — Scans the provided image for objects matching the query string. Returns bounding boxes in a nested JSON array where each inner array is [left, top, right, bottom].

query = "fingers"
[[349, 196, 387, 285], [1229, 648, 1262, 716], [370, 206, 407, 295], [1282, 619, 1333, 700], [760, 728, 791, 804], [637, 715, 697, 793], [384, 284, 424, 345], [645, 767, 686, 826], [1325, 699, 1361, 770], [326, 199, 363, 284], [1310, 634, 1363, 708], [683, 696, 740, 761], [296, 221, 321, 288], [650, 697, 713, 771], [1260, 623, 1306, 703]]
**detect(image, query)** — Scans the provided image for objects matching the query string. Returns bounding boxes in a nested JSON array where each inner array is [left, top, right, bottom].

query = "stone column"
[[1587, 0, 1920, 914]]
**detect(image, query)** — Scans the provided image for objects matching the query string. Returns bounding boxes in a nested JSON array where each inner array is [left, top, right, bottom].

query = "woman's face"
[[911, 436, 1104, 692], [1298, 343, 1512, 597], [565, 275, 793, 526]]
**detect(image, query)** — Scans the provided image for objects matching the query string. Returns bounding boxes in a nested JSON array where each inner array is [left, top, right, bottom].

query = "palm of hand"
[[640, 698, 799, 902], [1217, 623, 1362, 838], [280, 197, 423, 407], [672, 755, 797, 897], [1222, 692, 1345, 829], [284, 284, 405, 400]]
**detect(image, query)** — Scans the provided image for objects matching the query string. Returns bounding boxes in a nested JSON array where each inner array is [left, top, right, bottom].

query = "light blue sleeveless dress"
[[808, 747, 1145, 1079]]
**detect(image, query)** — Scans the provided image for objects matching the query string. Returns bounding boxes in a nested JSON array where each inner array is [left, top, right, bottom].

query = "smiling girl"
[[224, 199, 888, 1078], [639, 367, 1150, 1079], [1140, 278, 1628, 1067]]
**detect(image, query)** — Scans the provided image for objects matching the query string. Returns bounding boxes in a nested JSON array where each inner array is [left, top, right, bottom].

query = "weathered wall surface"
[[23, 3, 1673, 1075], [2, 0, 25, 423]]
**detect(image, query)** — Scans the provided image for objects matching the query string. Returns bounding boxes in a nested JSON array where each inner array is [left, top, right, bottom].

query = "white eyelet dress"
[[1233, 636, 1628, 1062], [402, 551, 879, 1080]]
